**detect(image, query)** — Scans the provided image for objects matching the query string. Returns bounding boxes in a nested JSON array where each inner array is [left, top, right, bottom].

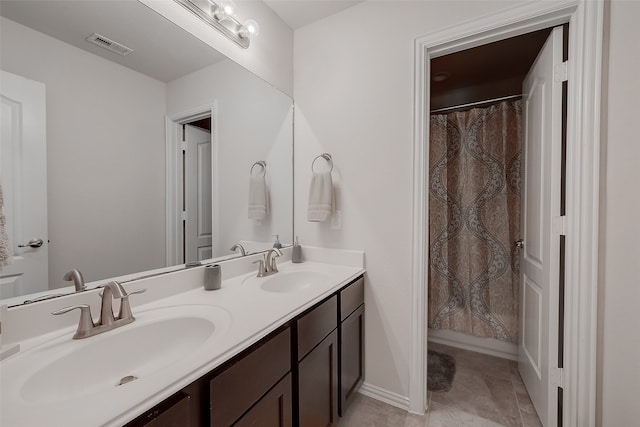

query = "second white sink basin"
[[13, 304, 231, 404], [244, 270, 329, 293]]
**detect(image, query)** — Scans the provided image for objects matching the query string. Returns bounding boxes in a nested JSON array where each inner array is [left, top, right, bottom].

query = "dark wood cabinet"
[[125, 274, 365, 427], [235, 373, 293, 427], [338, 276, 365, 416], [298, 330, 339, 427], [210, 328, 291, 426], [126, 391, 193, 427], [340, 305, 364, 415]]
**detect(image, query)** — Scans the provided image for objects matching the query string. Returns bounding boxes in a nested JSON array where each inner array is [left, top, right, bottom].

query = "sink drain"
[[117, 375, 138, 386]]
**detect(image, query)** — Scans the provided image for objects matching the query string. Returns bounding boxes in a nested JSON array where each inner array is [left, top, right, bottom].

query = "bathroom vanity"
[[126, 275, 364, 426], [0, 247, 365, 426]]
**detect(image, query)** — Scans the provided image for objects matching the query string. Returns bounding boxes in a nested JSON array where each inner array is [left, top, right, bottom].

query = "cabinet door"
[[298, 330, 338, 427], [234, 373, 292, 427], [340, 304, 364, 416]]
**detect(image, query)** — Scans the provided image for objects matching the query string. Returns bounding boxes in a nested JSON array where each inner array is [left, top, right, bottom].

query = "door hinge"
[[180, 141, 187, 152], [554, 61, 568, 82], [181, 211, 187, 221], [551, 367, 564, 388], [553, 216, 567, 235]]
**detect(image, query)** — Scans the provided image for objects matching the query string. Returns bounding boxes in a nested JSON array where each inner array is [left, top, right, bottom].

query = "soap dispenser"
[[272, 234, 283, 249], [292, 236, 302, 263]]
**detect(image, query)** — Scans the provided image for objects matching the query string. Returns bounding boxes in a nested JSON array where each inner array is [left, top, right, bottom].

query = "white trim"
[[358, 383, 410, 412], [428, 328, 518, 361], [165, 103, 218, 266], [411, 1, 602, 425]]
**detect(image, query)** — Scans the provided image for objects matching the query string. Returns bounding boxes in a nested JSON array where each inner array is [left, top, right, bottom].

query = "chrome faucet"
[[253, 248, 283, 277], [63, 269, 86, 292], [99, 281, 127, 326], [52, 281, 146, 339], [265, 248, 283, 274], [230, 243, 247, 256]]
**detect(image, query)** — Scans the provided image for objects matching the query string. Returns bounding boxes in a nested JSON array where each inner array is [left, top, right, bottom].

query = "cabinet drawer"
[[297, 296, 338, 361], [210, 327, 291, 426], [340, 276, 364, 321], [127, 391, 191, 427]]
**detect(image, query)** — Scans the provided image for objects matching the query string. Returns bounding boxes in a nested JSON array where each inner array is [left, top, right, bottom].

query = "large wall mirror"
[[0, 0, 293, 303]]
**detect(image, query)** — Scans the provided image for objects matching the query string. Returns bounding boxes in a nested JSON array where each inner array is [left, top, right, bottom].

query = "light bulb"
[[213, 6, 227, 21], [220, 0, 237, 18], [239, 19, 259, 39]]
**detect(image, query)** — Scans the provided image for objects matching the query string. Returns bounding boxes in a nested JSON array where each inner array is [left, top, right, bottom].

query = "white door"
[[184, 124, 213, 263], [0, 70, 48, 298], [518, 26, 564, 426]]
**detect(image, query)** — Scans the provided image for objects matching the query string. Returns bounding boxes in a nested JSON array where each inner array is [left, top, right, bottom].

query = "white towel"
[[248, 175, 268, 220], [0, 183, 12, 266], [307, 171, 334, 222]]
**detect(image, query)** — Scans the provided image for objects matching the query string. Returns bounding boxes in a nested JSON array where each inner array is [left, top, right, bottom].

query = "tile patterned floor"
[[338, 343, 543, 427]]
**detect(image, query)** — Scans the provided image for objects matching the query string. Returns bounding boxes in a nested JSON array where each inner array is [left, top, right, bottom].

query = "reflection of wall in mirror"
[[0, 17, 167, 289], [167, 60, 294, 255]]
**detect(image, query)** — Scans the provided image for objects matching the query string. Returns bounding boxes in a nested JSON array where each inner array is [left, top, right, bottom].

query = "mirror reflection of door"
[[0, 70, 48, 298], [183, 120, 212, 264]]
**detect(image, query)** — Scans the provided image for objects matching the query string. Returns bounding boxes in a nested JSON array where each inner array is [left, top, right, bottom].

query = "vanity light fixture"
[[174, 0, 259, 49]]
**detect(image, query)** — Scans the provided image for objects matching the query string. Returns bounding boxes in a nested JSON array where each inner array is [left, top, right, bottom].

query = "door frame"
[[410, 2, 603, 426], [166, 103, 218, 266]]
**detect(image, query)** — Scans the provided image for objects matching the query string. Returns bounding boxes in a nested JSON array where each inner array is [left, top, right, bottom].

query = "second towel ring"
[[251, 161, 267, 176], [311, 153, 333, 173]]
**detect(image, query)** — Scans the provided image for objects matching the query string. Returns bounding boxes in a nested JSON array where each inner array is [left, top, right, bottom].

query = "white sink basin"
[[12, 304, 231, 404], [244, 270, 329, 293]]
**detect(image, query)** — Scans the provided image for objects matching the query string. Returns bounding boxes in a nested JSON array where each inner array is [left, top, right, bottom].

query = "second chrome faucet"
[[253, 248, 283, 277], [52, 281, 146, 339]]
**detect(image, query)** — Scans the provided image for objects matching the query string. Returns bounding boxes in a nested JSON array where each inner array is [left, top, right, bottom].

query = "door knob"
[[18, 238, 44, 248], [514, 239, 524, 248]]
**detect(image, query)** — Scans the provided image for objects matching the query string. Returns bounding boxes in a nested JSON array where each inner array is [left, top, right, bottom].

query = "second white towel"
[[248, 175, 269, 220], [307, 171, 333, 222]]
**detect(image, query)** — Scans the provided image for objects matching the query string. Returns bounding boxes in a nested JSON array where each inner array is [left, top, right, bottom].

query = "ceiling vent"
[[86, 33, 133, 56]]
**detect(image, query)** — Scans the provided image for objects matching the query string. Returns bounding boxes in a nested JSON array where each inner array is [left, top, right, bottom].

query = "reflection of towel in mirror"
[[0, 184, 12, 266], [307, 171, 333, 222], [248, 175, 269, 220]]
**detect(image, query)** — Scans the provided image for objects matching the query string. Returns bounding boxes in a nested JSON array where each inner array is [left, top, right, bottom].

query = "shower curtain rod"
[[430, 94, 522, 114]]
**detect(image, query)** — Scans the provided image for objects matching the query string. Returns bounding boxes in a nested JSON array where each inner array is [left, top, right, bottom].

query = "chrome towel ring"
[[251, 160, 266, 176], [311, 153, 333, 173]]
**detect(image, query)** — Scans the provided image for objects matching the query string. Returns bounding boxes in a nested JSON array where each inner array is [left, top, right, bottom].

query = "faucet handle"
[[252, 257, 267, 277], [118, 288, 146, 321], [52, 305, 95, 339]]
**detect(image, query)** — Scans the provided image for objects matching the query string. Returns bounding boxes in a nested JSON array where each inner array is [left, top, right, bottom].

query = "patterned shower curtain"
[[428, 100, 522, 343]]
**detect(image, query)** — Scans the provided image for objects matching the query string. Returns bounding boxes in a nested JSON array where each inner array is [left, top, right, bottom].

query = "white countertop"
[[0, 248, 365, 426]]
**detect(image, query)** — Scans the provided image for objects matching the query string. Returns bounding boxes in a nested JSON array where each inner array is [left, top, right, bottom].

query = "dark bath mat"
[[427, 350, 456, 392]]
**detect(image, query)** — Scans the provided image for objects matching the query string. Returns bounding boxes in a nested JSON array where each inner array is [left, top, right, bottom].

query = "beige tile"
[[404, 412, 428, 427], [426, 401, 508, 427], [455, 351, 513, 381], [509, 361, 526, 385], [515, 388, 542, 427], [339, 394, 407, 427], [430, 370, 521, 426]]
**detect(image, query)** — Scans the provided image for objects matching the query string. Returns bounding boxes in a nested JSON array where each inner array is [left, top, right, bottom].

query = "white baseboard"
[[428, 328, 518, 361], [358, 382, 409, 411]]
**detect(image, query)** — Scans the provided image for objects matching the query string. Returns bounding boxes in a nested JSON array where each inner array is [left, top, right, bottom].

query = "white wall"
[[1, 17, 167, 287], [140, 0, 294, 96], [293, 0, 527, 400], [167, 59, 293, 255], [598, 0, 640, 425]]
